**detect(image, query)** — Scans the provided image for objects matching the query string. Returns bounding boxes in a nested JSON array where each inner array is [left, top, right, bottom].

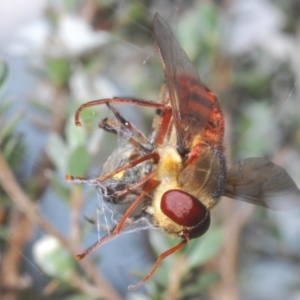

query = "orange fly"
[[66, 13, 300, 290]]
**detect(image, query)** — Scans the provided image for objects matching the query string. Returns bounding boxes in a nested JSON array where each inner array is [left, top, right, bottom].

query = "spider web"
[[94, 182, 156, 241]]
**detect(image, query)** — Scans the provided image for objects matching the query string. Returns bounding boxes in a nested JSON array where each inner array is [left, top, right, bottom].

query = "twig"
[[215, 201, 254, 300], [0, 151, 122, 300], [164, 255, 186, 300], [31, 88, 67, 200], [70, 185, 82, 245], [42, 274, 113, 299], [0, 209, 32, 300], [209, 104, 254, 300]]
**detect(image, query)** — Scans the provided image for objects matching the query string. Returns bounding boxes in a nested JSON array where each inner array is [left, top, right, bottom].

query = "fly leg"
[[66, 152, 159, 184], [76, 176, 160, 260], [75, 97, 167, 127], [106, 103, 151, 149], [99, 103, 152, 151], [128, 240, 187, 290]]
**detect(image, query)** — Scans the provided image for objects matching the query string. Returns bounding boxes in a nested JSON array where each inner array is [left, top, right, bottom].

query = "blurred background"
[[1, 0, 300, 299]]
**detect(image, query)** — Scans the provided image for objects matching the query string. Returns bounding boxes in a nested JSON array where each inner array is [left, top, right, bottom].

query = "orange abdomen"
[[178, 75, 224, 148]]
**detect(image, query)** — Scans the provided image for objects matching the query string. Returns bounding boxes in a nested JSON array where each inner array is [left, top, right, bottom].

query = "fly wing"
[[153, 13, 213, 153], [224, 157, 300, 210]]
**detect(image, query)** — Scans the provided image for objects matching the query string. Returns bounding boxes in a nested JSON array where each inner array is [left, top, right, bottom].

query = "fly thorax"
[[156, 145, 182, 183], [178, 146, 225, 209], [148, 145, 184, 237]]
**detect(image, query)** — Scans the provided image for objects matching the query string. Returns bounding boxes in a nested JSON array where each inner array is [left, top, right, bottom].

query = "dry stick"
[[0, 90, 68, 300], [215, 106, 246, 300], [43, 273, 110, 299], [0, 151, 122, 300], [213, 133, 293, 299], [208, 106, 254, 300], [164, 255, 187, 300], [43, 186, 84, 297], [70, 185, 82, 245], [0, 210, 32, 300], [217, 201, 254, 300], [32, 89, 67, 201]]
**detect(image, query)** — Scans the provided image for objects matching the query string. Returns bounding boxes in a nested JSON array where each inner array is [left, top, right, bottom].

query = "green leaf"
[[200, 3, 218, 30], [29, 98, 52, 113], [33, 236, 76, 281], [63, 0, 79, 11], [66, 116, 87, 150], [234, 72, 270, 94], [50, 175, 71, 201], [65, 295, 97, 300], [68, 146, 91, 176], [0, 112, 24, 143], [0, 58, 8, 97], [0, 99, 13, 115], [46, 133, 68, 173], [128, 2, 144, 20], [0, 226, 10, 239], [46, 58, 71, 88], [2, 135, 22, 161], [187, 227, 222, 269], [126, 293, 151, 300], [182, 272, 220, 296], [76, 106, 102, 131], [197, 272, 220, 290], [148, 230, 173, 256]]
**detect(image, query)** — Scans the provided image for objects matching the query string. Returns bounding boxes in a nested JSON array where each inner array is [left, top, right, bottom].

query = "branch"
[[0, 151, 122, 300]]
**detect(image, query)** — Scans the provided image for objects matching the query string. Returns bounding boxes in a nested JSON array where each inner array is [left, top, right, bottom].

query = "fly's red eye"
[[161, 189, 210, 239]]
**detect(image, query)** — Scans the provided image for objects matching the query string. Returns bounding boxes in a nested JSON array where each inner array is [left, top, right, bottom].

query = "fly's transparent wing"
[[224, 157, 300, 210], [153, 13, 214, 152]]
